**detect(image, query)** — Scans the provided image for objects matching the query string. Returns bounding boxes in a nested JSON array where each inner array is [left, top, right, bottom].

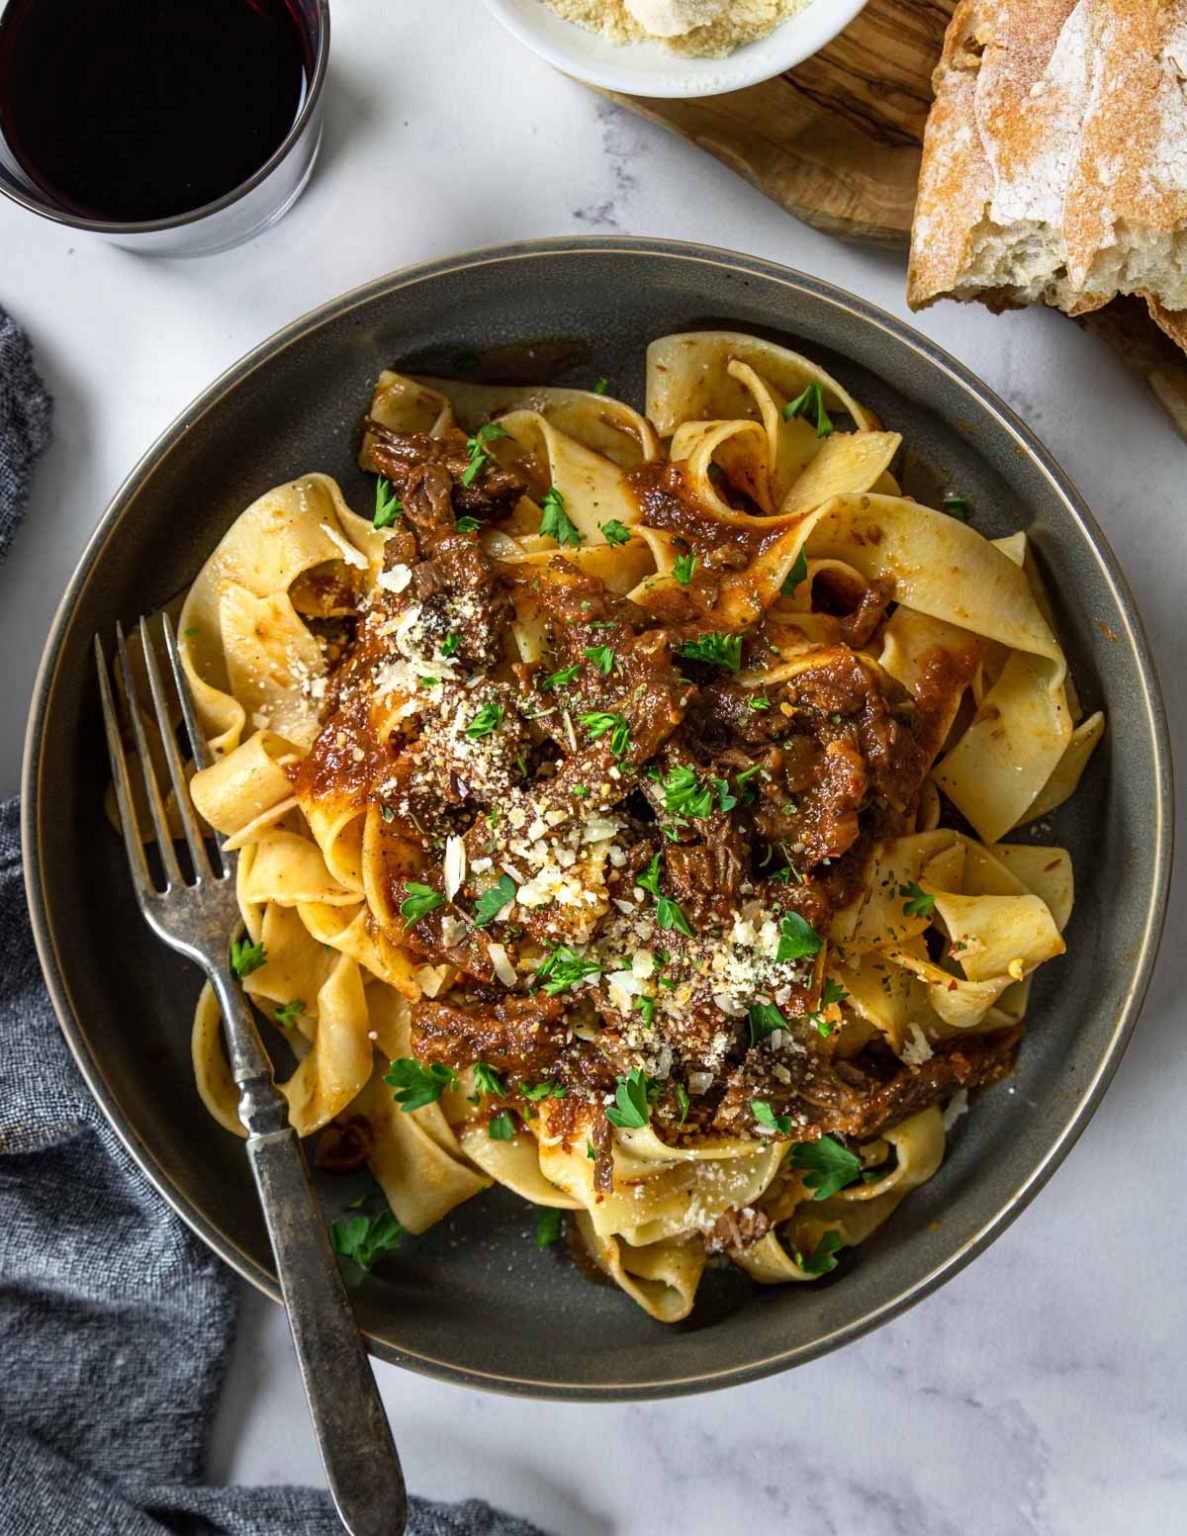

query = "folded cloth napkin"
[[0, 315, 544, 1536], [0, 304, 53, 561]]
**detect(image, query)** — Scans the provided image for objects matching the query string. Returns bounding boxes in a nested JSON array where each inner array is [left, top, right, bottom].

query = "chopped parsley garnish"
[[748, 694, 771, 711], [661, 764, 714, 820], [535, 1207, 564, 1247], [535, 944, 601, 997], [380, 804, 395, 823], [455, 515, 482, 533], [331, 1208, 403, 1273], [472, 1062, 505, 1097], [578, 710, 630, 757], [747, 1001, 788, 1046], [800, 1230, 844, 1275], [675, 1082, 690, 1124], [462, 421, 507, 487], [788, 1135, 862, 1200], [636, 851, 694, 936], [592, 376, 610, 395], [522, 1079, 566, 1101], [751, 1099, 792, 1135], [600, 518, 631, 545], [488, 1112, 515, 1140], [583, 644, 616, 675], [776, 912, 823, 964], [714, 778, 738, 813], [900, 881, 937, 919], [465, 701, 505, 739], [230, 937, 267, 979], [400, 882, 444, 926], [606, 1067, 654, 1130], [385, 1058, 457, 1112], [634, 995, 656, 1028], [539, 486, 583, 547], [679, 631, 743, 675], [441, 632, 461, 657], [782, 381, 833, 437], [473, 873, 516, 928], [781, 547, 809, 596], [809, 977, 849, 1037], [673, 551, 698, 586], [542, 662, 581, 690], [943, 495, 969, 521], [373, 477, 402, 530], [572, 784, 590, 798], [274, 999, 304, 1028]]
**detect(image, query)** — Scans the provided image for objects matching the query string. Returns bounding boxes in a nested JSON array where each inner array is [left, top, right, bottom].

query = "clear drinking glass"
[[0, 0, 330, 257]]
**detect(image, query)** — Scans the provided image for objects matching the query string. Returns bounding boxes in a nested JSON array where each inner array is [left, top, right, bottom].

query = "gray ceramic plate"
[[23, 239, 1171, 1399]]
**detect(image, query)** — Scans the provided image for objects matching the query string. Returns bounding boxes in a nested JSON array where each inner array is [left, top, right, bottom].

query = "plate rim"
[[22, 236, 1174, 1399]]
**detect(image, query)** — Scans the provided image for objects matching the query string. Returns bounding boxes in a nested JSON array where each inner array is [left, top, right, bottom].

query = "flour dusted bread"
[[908, 0, 1187, 336]]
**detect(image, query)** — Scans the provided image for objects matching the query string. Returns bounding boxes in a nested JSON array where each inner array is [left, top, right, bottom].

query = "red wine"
[[0, 0, 312, 223]]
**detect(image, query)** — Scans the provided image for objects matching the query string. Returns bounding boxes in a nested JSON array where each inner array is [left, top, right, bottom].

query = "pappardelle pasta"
[[180, 333, 1101, 1320]]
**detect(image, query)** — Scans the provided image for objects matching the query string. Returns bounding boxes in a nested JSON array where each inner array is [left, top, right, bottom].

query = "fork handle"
[[211, 972, 407, 1536]]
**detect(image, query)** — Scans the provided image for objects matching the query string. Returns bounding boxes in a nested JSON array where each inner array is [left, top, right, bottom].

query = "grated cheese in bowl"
[[540, 0, 811, 58]]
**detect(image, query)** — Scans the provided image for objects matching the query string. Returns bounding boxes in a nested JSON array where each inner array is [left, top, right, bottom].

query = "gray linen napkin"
[[0, 310, 546, 1536]]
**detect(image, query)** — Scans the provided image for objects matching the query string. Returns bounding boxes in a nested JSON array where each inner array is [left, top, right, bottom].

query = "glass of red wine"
[[0, 0, 329, 256]]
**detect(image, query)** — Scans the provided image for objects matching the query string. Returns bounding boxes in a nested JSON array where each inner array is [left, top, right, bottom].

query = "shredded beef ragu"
[[315, 408, 1025, 1179]]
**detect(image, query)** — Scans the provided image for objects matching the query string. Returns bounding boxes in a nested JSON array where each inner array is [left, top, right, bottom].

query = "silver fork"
[[96, 613, 406, 1536]]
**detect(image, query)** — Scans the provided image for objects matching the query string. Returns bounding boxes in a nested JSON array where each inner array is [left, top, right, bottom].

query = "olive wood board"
[[599, 0, 1187, 440]]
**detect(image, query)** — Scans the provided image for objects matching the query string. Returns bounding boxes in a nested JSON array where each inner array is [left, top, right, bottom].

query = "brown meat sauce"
[[302, 420, 1016, 1163]]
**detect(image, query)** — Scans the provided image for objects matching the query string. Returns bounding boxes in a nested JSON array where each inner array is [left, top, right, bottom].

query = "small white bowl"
[[483, 0, 870, 98]]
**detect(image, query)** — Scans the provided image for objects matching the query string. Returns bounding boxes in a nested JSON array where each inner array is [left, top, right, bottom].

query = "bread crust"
[[908, 0, 1187, 327]]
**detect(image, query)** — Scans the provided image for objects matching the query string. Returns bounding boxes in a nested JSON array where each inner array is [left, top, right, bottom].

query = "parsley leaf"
[[539, 486, 583, 547], [675, 1082, 690, 1124], [542, 662, 581, 690], [373, 477, 402, 530], [583, 644, 616, 676], [592, 376, 610, 395], [441, 632, 461, 657], [637, 852, 663, 897], [461, 421, 507, 487], [535, 944, 601, 997], [800, 1229, 844, 1275], [714, 777, 738, 813], [473, 873, 516, 928], [331, 1209, 403, 1273], [747, 1001, 787, 1046], [943, 494, 969, 522], [782, 381, 833, 437], [781, 547, 809, 596], [465, 701, 505, 739], [455, 515, 482, 533], [751, 1099, 792, 1135], [385, 1057, 457, 1112], [488, 1112, 515, 1140], [600, 518, 631, 546], [472, 1062, 505, 1097], [578, 710, 630, 757], [274, 999, 304, 1028], [776, 911, 823, 964], [607, 1067, 653, 1130], [900, 881, 937, 919], [662, 764, 714, 820], [748, 694, 771, 712], [809, 977, 849, 1037], [673, 551, 698, 586], [634, 995, 655, 1028], [230, 937, 266, 979], [535, 1207, 564, 1247], [400, 882, 444, 926], [656, 895, 692, 936], [788, 1135, 862, 1200], [679, 632, 743, 675], [522, 1079, 566, 1101]]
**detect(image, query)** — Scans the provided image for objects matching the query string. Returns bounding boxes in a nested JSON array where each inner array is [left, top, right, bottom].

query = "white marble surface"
[[2, 3, 1184, 1532]]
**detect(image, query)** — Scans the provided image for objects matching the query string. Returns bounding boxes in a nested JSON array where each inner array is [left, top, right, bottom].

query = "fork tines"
[[96, 613, 227, 897]]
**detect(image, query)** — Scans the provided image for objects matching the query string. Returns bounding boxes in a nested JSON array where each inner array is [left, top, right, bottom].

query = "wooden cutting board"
[[603, 0, 1187, 438]]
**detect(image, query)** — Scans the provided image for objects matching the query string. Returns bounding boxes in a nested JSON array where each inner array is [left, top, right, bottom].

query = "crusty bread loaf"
[[908, 0, 1187, 337]]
